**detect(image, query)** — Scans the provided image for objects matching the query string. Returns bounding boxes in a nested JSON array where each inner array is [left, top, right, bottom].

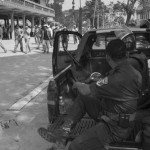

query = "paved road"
[[0, 37, 79, 150], [0, 38, 52, 111], [0, 89, 53, 150], [0, 38, 54, 150]]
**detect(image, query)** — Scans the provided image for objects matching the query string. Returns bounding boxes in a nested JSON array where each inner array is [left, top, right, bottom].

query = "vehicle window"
[[58, 33, 80, 52], [135, 33, 150, 49], [92, 34, 116, 50]]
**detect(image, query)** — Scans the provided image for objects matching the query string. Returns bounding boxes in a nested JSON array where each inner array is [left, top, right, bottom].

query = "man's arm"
[[73, 82, 91, 95]]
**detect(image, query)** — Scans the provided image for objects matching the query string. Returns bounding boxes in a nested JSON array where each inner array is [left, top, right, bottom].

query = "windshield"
[[92, 27, 150, 51]]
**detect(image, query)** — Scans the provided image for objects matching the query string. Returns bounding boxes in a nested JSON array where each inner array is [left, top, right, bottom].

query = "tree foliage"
[[50, 0, 65, 23], [62, 9, 79, 28], [113, 0, 141, 25], [83, 0, 106, 28]]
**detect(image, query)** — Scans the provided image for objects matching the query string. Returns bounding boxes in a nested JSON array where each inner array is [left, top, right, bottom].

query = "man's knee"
[[69, 138, 83, 150]]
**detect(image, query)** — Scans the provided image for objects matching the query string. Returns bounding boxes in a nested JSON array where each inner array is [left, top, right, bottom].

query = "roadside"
[[0, 54, 52, 111], [0, 38, 54, 149], [0, 38, 53, 111], [0, 88, 53, 150], [0, 38, 53, 57]]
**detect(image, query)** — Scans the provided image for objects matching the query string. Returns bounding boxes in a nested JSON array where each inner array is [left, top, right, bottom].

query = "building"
[[136, 0, 150, 22], [0, 0, 55, 38]]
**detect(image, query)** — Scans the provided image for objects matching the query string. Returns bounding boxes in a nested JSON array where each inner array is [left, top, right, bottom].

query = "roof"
[[96, 27, 147, 34]]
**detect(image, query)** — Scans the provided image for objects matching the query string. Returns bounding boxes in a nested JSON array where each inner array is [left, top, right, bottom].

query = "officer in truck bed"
[[39, 39, 142, 150]]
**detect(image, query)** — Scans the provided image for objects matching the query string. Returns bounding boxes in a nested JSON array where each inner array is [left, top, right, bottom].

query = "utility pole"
[[72, 0, 75, 25], [93, 0, 97, 28], [97, 0, 100, 29], [102, 4, 105, 28], [79, 0, 82, 34]]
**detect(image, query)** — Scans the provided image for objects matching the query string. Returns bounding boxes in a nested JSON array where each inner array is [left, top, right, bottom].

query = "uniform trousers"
[[24, 38, 31, 53], [14, 38, 23, 52], [43, 40, 50, 53], [68, 95, 131, 150], [0, 39, 7, 52]]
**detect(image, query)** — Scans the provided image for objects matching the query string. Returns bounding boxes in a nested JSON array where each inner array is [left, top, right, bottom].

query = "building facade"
[[136, 0, 150, 22], [0, 0, 55, 38]]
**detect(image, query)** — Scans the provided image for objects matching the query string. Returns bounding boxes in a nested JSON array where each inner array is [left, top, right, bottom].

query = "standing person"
[[34, 25, 42, 49], [24, 25, 31, 54], [72, 25, 78, 44], [61, 26, 69, 50], [115, 25, 149, 110], [0, 24, 7, 53], [48, 25, 53, 47], [53, 26, 59, 39], [41, 24, 51, 54], [38, 39, 142, 150], [13, 25, 23, 53], [34, 25, 38, 44], [7, 25, 10, 40]]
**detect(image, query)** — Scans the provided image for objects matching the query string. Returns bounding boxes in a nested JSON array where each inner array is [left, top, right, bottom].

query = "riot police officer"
[[122, 33, 149, 110], [38, 39, 142, 150]]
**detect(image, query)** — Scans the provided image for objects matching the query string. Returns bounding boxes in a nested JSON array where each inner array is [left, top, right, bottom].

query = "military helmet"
[[114, 25, 136, 51]]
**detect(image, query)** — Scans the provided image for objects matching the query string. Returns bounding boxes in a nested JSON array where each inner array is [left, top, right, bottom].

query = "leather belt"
[[103, 110, 136, 122]]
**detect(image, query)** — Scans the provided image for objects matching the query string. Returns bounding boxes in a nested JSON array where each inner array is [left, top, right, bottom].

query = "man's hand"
[[73, 82, 91, 95]]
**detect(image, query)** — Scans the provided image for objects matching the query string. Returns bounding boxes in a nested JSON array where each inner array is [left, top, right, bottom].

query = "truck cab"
[[45, 27, 150, 150]]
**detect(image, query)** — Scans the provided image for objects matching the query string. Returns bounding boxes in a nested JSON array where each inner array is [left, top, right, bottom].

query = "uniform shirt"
[[128, 52, 149, 110], [35, 28, 42, 37], [24, 27, 31, 39], [42, 28, 51, 40], [15, 28, 23, 40], [90, 61, 142, 114], [48, 27, 53, 39], [128, 52, 148, 92]]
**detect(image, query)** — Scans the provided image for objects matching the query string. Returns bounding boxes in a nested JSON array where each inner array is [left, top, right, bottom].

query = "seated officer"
[[39, 39, 142, 150]]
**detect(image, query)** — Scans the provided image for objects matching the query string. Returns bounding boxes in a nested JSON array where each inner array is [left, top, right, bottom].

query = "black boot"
[[38, 119, 75, 143]]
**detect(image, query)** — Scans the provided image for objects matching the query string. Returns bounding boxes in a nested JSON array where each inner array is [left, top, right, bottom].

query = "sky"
[[62, 0, 127, 10]]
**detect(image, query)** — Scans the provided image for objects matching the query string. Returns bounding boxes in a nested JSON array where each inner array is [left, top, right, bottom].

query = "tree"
[[50, 0, 65, 23], [113, 0, 142, 25], [114, 16, 125, 25], [83, 0, 106, 28], [63, 9, 79, 28]]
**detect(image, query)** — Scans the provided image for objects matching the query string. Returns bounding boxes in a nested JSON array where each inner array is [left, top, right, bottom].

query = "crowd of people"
[[13, 24, 54, 54], [0, 23, 100, 54], [0, 23, 78, 54]]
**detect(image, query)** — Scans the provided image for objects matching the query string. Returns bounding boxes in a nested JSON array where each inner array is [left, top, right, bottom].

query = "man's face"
[[123, 35, 135, 50]]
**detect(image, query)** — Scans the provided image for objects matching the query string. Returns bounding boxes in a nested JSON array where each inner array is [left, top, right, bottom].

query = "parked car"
[[46, 27, 150, 150]]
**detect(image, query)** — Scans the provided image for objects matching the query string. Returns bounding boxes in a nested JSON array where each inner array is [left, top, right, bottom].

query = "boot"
[[38, 119, 75, 143]]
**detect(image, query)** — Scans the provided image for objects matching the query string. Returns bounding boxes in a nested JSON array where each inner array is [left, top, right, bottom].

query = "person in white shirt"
[[0, 24, 7, 53], [24, 25, 31, 54], [72, 25, 78, 44], [13, 25, 23, 53], [48, 25, 53, 47]]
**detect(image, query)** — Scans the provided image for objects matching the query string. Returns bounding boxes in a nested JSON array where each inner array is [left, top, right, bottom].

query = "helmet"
[[114, 25, 136, 51], [122, 34, 136, 51]]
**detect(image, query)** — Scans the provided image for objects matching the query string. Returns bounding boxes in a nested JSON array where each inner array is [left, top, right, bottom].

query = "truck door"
[[53, 31, 82, 76]]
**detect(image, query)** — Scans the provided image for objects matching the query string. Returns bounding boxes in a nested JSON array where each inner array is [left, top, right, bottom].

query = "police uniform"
[[69, 60, 142, 150], [128, 52, 150, 149], [14, 27, 23, 53], [128, 52, 149, 109]]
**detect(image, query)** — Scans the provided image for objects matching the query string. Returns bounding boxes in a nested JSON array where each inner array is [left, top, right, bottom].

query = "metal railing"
[[0, 0, 55, 16]]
